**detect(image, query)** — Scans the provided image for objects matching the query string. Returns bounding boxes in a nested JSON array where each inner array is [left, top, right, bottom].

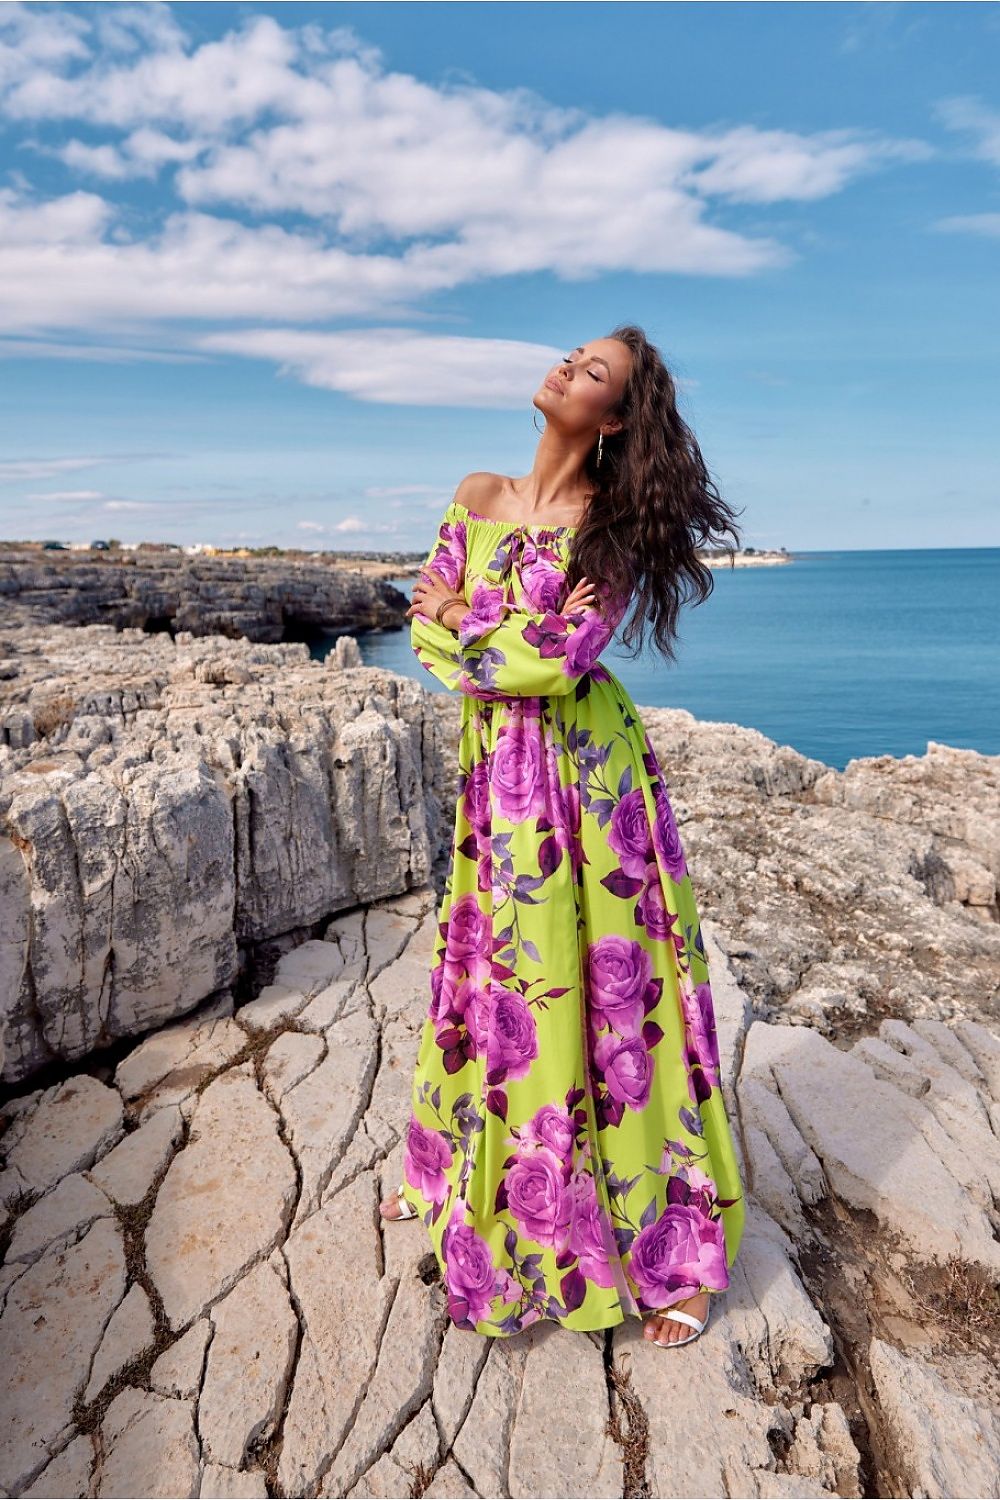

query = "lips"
[[545, 377, 564, 394]]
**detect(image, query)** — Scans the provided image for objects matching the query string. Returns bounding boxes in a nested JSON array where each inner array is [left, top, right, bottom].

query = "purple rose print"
[[518, 1102, 575, 1159], [461, 984, 491, 1056], [425, 521, 466, 591], [458, 579, 508, 645], [666, 1164, 721, 1218], [682, 980, 722, 1092], [486, 985, 539, 1084], [520, 558, 565, 613], [652, 783, 689, 882], [636, 862, 676, 943], [446, 893, 490, 965], [428, 955, 445, 1016], [429, 956, 456, 1023], [586, 935, 653, 1036], [506, 1145, 573, 1248], [628, 1202, 728, 1309], [543, 744, 584, 878], [608, 789, 655, 878], [404, 1117, 454, 1205], [561, 589, 627, 676], [593, 1033, 654, 1111], [567, 1174, 616, 1288], [442, 1205, 506, 1324], [462, 758, 492, 835], [491, 720, 547, 823]]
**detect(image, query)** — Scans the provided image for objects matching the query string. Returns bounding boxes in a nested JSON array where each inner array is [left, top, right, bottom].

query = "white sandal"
[[382, 1182, 417, 1221], [648, 1295, 711, 1348]]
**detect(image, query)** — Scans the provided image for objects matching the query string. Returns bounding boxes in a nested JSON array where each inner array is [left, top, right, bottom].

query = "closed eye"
[[562, 355, 603, 382]]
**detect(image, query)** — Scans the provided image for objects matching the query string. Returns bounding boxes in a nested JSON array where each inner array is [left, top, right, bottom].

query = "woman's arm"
[[409, 512, 627, 699]]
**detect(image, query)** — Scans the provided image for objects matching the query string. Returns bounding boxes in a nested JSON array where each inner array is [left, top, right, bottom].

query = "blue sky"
[[0, 1, 997, 553]]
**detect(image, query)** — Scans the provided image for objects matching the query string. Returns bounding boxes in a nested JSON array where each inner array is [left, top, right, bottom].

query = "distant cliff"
[[0, 545, 408, 642]]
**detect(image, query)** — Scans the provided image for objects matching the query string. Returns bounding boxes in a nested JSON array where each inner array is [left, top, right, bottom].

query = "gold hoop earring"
[[596, 432, 604, 466], [533, 409, 544, 434]]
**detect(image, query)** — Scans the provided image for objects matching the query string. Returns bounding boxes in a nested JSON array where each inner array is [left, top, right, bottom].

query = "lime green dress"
[[404, 498, 745, 1336]]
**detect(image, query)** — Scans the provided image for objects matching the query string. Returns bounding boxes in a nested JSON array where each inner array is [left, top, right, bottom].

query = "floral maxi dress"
[[404, 497, 746, 1337]]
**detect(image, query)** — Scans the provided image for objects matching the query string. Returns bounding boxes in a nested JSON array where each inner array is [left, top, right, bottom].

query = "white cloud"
[[0, 4, 924, 350], [0, 335, 210, 362], [197, 326, 564, 407], [0, 2, 946, 410], [23, 488, 106, 501], [931, 212, 1000, 238], [333, 516, 364, 533], [0, 455, 109, 479], [934, 95, 1000, 167]]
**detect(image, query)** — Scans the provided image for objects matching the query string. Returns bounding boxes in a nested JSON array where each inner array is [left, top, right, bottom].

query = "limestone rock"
[[88, 1104, 185, 1205], [870, 1338, 1000, 1498], [0, 1218, 125, 1495], [0, 1075, 124, 1198], [95, 1386, 200, 1499], [199, 1257, 298, 1468], [740, 1020, 1000, 1275], [4, 1169, 112, 1265], [150, 1319, 213, 1400], [3, 822, 999, 1498], [144, 1066, 297, 1330], [507, 1323, 621, 1497], [84, 1281, 156, 1404], [0, 546, 405, 641], [0, 622, 450, 1083]]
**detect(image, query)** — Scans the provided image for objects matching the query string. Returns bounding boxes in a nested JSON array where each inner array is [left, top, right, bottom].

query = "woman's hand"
[[562, 576, 599, 615], [406, 567, 466, 630]]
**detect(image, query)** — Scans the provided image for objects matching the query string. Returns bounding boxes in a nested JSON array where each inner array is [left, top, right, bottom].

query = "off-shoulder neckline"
[[448, 498, 579, 534]]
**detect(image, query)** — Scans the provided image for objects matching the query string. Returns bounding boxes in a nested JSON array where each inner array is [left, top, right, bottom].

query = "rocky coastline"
[[1, 621, 998, 1499], [0, 545, 408, 642]]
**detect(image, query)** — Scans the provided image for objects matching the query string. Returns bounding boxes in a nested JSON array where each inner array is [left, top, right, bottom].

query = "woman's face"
[[535, 337, 630, 435]]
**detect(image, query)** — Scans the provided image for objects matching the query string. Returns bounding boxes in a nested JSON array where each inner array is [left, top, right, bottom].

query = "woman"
[[380, 323, 746, 1350]]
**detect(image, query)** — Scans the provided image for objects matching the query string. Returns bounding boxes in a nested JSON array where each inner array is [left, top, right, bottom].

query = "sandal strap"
[[396, 1182, 417, 1218], [661, 1308, 707, 1333]]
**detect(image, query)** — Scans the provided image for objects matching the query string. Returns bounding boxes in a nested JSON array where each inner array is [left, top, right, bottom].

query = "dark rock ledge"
[[0, 545, 408, 643]]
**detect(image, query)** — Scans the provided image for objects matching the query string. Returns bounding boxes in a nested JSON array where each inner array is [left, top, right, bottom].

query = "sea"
[[310, 548, 1000, 773]]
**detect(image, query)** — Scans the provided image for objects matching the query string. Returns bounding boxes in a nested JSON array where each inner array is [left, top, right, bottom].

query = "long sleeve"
[[410, 512, 628, 700]]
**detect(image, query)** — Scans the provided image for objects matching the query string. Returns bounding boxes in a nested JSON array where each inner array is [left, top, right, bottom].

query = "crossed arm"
[[406, 525, 627, 700]]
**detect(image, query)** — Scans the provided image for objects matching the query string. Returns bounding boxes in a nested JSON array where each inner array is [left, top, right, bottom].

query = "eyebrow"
[[573, 345, 612, 375]]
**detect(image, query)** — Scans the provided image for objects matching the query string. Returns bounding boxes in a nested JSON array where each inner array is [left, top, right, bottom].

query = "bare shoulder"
[[453, 471, 506, 519]]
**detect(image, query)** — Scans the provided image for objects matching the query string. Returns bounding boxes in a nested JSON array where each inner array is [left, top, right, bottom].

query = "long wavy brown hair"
[[566, 322, 745, 665]]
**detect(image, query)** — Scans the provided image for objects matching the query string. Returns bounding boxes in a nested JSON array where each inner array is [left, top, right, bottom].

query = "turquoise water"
[[322, 549, 999, 772]]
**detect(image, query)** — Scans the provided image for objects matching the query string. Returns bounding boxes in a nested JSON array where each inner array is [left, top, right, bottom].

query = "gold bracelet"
[[435, 597, 461, 627]]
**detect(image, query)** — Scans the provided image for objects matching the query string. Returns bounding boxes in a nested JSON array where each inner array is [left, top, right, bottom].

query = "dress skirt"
[[403, 498, 746, 1337]]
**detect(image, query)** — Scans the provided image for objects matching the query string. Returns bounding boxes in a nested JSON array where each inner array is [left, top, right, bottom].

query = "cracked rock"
[[3, 749, 999, 1500], [144, 1066, 297, 1331], [199, 1257, 297, 1468], [0, 1218, 125, 1495], [870, 1337, 1000, 1497]]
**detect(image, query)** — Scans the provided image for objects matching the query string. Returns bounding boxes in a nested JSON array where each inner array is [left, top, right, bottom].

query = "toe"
[[656, 1316, 679, 1345]]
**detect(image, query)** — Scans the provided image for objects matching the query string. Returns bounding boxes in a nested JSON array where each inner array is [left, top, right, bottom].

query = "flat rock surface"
[[2, 886, 998, 1498]]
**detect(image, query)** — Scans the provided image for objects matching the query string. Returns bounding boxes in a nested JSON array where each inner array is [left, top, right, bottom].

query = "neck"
[[518, 425, 594, 515]]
